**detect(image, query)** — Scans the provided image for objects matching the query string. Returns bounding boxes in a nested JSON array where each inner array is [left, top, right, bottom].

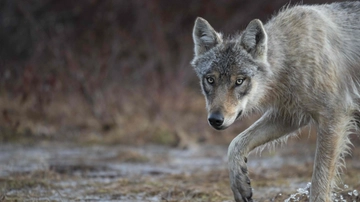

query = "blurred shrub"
[[0, 0, 335, 145]]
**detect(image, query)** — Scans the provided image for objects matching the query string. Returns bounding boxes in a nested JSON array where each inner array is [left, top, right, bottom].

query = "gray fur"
[[191, 2, 360, 202]]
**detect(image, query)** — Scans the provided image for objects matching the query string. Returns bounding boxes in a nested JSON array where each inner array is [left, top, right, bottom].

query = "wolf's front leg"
[[228, 111, 308, 202]]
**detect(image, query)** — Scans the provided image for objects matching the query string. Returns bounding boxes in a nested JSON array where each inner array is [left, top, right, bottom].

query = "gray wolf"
[[191, 2, 360, 202]]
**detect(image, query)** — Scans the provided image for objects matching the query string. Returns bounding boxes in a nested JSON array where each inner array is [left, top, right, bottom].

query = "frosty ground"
[[1, 139, 359, 202]]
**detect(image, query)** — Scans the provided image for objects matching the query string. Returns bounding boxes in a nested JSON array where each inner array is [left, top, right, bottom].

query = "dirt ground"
[[0, 138, 360, 202]]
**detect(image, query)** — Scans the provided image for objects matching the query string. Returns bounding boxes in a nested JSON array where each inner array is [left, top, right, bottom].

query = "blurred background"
[[3, 1, 360, 201], [0, 0, 347, 147]]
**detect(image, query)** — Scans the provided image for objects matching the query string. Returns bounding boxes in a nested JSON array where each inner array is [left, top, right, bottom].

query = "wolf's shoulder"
[[277, 1, 360, 18], [326, 1, 360, 11], [265, 1, 360, 32], [282, 1, 360, 13]]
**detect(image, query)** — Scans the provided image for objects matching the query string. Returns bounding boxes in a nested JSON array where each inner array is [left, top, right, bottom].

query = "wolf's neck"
[[265, 27, 287, 75], [258, 28, 290, 109]]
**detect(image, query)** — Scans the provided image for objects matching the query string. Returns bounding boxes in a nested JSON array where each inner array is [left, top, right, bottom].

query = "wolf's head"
[[191, 17, 272, 130]]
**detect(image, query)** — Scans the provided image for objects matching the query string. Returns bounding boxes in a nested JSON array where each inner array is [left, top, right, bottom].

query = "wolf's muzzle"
[[208, 112, 224, 129]]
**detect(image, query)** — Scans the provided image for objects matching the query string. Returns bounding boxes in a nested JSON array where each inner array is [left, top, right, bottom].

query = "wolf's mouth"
[[236, 110, 243, 120]]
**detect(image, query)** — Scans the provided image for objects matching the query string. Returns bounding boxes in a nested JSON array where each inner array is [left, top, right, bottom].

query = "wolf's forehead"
[[193, 41, 253, 76], [210, 44, 251, 74]]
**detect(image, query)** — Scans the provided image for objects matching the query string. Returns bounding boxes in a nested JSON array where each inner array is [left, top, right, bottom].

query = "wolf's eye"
[[236, 78, 244, 86], [206, 77, 214, 84]]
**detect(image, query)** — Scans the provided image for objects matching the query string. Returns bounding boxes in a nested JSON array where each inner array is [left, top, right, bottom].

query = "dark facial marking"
[[238, 78, 252, 97]]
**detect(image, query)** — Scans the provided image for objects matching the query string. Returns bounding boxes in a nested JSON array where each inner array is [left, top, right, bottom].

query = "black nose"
[[208, 112, 224, 127]]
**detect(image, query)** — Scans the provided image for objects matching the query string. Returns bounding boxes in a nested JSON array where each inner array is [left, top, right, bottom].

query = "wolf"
[[191, 2, 360, 202]]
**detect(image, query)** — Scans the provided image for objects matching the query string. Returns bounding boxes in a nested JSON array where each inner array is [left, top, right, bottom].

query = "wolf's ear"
[[241, 19, 268, 60], [192, 17, 223, 56]]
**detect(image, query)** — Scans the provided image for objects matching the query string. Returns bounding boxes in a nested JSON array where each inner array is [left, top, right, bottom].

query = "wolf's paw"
[[229, 157, 253, 202]]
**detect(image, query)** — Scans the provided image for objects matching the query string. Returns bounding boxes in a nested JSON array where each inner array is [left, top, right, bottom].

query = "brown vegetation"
[[0, 0, 341, 146]]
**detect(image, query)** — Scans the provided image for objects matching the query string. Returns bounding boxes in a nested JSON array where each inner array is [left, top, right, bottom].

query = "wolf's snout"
[[208, 112, 224, 128]]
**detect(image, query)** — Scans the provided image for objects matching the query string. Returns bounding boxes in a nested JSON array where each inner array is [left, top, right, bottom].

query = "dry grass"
[[0, 84, 256, 148], [1, 157, 359, 201]]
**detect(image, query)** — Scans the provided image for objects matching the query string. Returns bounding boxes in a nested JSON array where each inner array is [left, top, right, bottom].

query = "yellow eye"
[[207, 77, 214, 84], [236, 78, 244, 86]]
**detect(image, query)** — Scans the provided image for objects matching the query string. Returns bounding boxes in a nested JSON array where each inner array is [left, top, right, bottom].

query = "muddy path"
[[0, 140, 359, 201]]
